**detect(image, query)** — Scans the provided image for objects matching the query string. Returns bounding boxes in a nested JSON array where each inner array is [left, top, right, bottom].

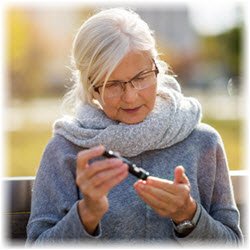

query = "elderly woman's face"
[[94, 51, 157, 124]]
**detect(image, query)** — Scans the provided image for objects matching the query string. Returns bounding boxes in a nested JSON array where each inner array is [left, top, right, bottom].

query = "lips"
[[122, 106, 142, 114]]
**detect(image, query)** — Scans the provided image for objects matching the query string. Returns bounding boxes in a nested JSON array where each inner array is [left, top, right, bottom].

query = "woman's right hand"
[[76, 145, 128, 234]]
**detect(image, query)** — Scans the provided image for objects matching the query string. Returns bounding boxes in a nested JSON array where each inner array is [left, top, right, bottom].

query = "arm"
[[134, 130, 243, 246], [26, 138, 128, 244], [26, 137, 101, 244], [173, 135, 243, 246]]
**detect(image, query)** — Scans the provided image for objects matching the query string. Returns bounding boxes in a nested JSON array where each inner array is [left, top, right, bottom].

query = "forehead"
[[109, 51, 152, 80]]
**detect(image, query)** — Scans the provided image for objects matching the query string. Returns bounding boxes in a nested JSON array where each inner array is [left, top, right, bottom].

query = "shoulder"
[[45, 134, 80, 154], [193, 122, 221, 137], [188, 122, 223, 148], [46, 132, 85, 155], [40, 134, 81, 169]]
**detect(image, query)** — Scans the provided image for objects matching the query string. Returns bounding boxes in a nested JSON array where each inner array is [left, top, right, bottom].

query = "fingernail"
[[109, 158, 123, 165], [93, 145, 104, 151], [122, 163, 128, 170]]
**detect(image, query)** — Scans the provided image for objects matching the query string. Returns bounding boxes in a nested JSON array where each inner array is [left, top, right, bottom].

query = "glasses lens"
[[99, 69, 157, 98], [132, 71, 156, 90], [101, 82, 123, 98]]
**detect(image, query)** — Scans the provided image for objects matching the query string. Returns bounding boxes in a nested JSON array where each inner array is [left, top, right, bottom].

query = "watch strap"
[[191, 202, 201, 226], [172, 202, 201, 232]]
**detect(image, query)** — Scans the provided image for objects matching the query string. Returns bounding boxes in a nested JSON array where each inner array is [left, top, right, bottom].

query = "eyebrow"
[[107, 68, 151, 83]]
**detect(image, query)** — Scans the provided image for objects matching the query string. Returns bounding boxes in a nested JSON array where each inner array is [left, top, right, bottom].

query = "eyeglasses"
[[93, 63, 159, 98]]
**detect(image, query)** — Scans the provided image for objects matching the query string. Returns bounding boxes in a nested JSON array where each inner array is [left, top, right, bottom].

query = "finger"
[[77, 145, 105, 170], [174, 166, 189, 185], [85, 158, 124, 179], [145, 177, 176, 194], [76, 159, 125, 193], [135, 184, 189, 218], [89, 163, 128, 187], [134, 183, 170, 211], [134, 181, 174, 203], [90, 164, 129, 198]]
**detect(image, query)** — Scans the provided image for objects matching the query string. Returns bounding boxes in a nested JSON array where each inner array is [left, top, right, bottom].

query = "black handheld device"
[[103, 150, 150, 180]]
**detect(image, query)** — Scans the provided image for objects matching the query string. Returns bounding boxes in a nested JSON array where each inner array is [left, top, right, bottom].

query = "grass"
[[5, 118, 244, 177], [6, 126, 52, 176]]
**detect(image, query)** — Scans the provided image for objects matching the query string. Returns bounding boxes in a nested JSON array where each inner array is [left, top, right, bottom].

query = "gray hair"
[[63, 8, 169, 113]]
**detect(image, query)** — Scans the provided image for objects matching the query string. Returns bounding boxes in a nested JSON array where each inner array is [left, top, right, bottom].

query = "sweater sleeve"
[[26, 136, 102, 244], [173, 130, 244, 246]]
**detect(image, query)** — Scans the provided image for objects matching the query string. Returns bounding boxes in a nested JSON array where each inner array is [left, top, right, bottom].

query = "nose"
[[121, 81, 138, 103]]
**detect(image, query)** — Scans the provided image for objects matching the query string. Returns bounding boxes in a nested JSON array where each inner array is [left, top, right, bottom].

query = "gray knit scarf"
[[53, 76, 202, 157]]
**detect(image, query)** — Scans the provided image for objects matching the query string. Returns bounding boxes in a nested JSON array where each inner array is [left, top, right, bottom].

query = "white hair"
[[63, 8, 169, 113]]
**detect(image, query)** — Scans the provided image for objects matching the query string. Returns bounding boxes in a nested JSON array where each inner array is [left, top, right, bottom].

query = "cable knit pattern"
[[53, 76, 202, 157]]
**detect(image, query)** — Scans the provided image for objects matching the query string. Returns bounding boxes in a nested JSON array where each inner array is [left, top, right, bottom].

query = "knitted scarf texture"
[[53, 76, 202, 157]]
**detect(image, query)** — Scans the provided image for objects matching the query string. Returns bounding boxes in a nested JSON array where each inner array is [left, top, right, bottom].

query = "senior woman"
[[26, 8, 243, 246]]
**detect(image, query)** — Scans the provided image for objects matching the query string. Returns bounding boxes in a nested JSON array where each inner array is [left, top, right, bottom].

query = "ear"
[[92, 90, 104, 107], [92, 89, 100, 100]]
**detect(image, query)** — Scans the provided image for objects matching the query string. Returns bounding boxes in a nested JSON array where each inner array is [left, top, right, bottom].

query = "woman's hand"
[[134, 166, 196, 223], [76, 145, 128, 234]]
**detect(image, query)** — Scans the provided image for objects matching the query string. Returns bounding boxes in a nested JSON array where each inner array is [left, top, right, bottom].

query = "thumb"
[[77, 145, 105, 170], [174, 166, 189, 185]]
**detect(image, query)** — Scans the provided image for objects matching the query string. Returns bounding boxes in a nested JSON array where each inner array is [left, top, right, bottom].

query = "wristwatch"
[[173, 203, 201, 236]]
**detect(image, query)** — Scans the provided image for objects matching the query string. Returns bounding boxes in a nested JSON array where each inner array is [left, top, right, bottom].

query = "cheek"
[[100, 98, 121, 119], [144, 85, 157, 109]]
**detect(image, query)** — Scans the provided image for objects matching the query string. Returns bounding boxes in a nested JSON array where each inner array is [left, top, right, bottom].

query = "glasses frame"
[[93, 61, 159, 94]]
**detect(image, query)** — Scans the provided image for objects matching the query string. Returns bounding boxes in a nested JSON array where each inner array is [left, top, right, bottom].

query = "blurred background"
[[3, 1, 245, 176]]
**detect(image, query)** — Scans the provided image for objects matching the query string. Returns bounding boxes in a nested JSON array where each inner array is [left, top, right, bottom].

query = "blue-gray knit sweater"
[[26, 123, 243, 246]]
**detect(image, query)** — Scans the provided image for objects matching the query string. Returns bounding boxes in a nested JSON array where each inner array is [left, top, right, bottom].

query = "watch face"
[[176, 220, 195, 234]]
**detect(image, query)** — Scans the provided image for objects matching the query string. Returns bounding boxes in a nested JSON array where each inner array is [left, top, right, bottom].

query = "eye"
[[105, 81, 121, 88], [136, 76, 146, 80], [136, 72, 151, 80]]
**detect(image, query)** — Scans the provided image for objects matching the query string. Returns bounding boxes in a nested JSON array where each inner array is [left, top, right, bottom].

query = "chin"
[[123, 120, 142, 125], [120, 116, 146, 124]]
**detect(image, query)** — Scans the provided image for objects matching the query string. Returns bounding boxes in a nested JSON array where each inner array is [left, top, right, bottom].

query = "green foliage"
[[200, 26, 242, 79]]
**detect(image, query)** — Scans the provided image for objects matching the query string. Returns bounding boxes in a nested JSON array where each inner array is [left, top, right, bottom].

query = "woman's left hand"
[[134, 166, 197, 223]]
